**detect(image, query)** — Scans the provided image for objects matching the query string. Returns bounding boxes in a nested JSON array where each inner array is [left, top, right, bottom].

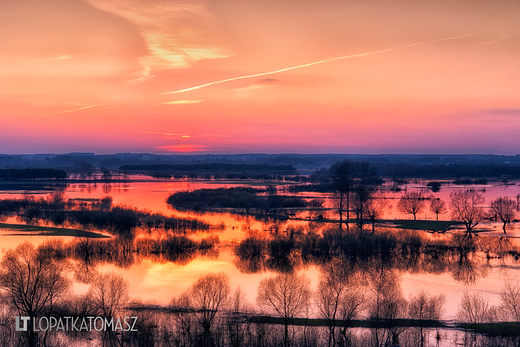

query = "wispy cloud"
[[49, 55, 73, 61], [83, 0, 231, 83], [159, 32, 477, 95], [259, 78, 279, 83], [126, 64, 154, 84], [38, 33, 477, 117], [107, 130, 229, 139], [163, 100, 203, 105], [486, 108, 520, 116], [144, 131, 189, 137]]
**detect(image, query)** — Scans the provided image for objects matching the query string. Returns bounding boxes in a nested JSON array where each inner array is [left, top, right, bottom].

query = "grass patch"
[[297, 217, 464, 232], [249, 316, 446, 328], [380, 219, 463, 232], [0, 223, 110, 238], [68, 198, 101, 202]]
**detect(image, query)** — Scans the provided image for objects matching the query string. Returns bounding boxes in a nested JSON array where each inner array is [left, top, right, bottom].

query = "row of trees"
[[1, 237, 519, 346], [329, 160, 381, 232], [328, 160, 518, 234], [397, 190, 517, 233], [170, 268, 445, 347], [0, 242, 132, 347], [0, 192, 213, 237]]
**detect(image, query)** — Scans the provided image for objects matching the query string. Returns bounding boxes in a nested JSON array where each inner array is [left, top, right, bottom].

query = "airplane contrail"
[[39, 104, 106, 118], [472, 35, 508, 49], [40, 33, 476, 117], [159, 32, 477, 95], [39, 99, 130, 118]]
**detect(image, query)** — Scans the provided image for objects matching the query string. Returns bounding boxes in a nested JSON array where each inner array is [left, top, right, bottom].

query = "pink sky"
[[1, 0, 519, 154]]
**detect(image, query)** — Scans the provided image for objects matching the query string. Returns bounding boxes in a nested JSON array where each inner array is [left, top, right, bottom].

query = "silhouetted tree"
[[397, 191, 426, 220], [500, 280, 520, 322], [353, 162, 379, 229], [88, 272, 129, 318], [234, 237, 266, 274], [368, 267, 407, 347], [0, 299, 14, 347], [458, 291, 492, 326], [408, 290, 446, 347], [257, 273, 312, 347], [47, 191, 67, 210], [0, 242, 71, 347], [329, 160, 356, 231], [189, 272, 230, 337], [490, 197, 516, 233], [227, 286, 251, 347], [316, 259, 366, 346], [429, 197, 447, 221], [450, 189, 485, 233], [365, 193, 391, 233]]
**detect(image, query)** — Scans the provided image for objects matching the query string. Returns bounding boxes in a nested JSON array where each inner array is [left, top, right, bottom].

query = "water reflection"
[[233, 225, 519, 290], [2, 179, 520, 345], [2, 234, 519, 347]]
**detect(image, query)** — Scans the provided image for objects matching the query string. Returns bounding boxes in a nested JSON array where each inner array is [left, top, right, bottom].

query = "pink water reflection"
[[2, 178, 520, 323]]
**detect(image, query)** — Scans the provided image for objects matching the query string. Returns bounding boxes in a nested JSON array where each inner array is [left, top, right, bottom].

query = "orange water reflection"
[[2, 178, 520, 322]]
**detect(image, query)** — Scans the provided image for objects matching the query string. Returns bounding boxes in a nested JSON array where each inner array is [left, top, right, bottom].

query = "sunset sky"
[[1, 0, 519, 154]]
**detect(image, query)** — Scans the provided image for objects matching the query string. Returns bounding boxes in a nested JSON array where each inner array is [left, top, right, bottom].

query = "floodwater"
[[1, 177, 520, 327]]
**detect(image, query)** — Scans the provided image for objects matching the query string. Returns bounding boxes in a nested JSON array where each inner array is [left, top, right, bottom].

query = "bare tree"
[[87, 272, 129, 318], [408, 290, 446, 347], [47, 191, 67, 209], [227, 286, 251, 347], [369, 269, 407, 321], [368, 267, 407, 347], [449, 189, 485, 233], [257, 273, 312, 347], [0, 298, 14, 347], [189, 272, 230, 335], [169, 292, 195, 347], [408, 290, 446, 321], [316, 259, 366, 346], [458, 291, 492, 325], [329, 160, 356, 231], [86, 273, 130, 347], [0, 242, 71, 347], [365, 193, 391, 233], [397, 191, 426, 220], [490, 197, 516, 233], [500, 280, 520, 322], [353, 162, 379, 229], [429, 197, 447, 221]]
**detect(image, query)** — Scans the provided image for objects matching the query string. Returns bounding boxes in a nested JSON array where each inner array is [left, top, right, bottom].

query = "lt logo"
[[15, 316, 30, 332]]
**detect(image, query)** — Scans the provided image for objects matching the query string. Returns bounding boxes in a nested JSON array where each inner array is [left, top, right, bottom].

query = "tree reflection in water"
[[1, 218, 520, 346]]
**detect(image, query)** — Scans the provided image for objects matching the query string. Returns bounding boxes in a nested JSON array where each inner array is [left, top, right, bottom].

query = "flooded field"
[[1, 177, 520, 346]]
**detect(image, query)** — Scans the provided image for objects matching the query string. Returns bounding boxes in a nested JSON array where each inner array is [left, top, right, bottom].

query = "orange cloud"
[[163, 100, 203, 105], [83, 0, 232, 82]]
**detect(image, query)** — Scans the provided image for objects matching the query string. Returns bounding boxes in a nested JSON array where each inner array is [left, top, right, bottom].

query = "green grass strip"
[[0, 223, 110, 238]]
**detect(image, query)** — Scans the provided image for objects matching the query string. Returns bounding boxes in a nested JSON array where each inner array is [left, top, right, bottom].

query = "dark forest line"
[[0, 193, 214, 238], [4, 153, 520, 180]]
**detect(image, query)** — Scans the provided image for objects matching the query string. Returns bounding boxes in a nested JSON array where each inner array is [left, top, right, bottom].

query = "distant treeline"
[[372, 163, 520, 178], [119, 163, 297, 172], [0, 168, 67, 180], [167, 187, 307, 212], [0, 194, 212, 238]]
